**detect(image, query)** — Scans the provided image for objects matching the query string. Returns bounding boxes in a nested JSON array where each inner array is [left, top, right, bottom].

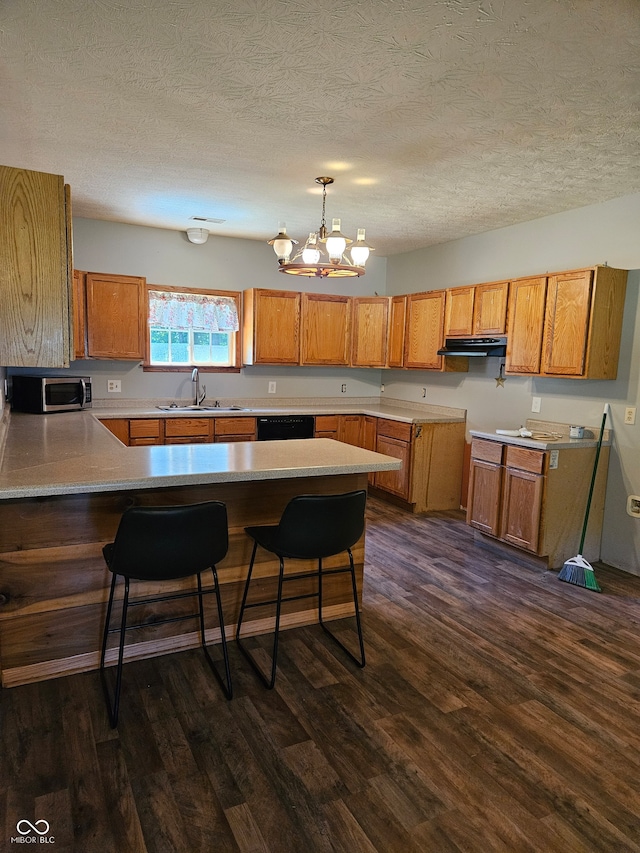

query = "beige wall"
[[386, 192, 640, 576]]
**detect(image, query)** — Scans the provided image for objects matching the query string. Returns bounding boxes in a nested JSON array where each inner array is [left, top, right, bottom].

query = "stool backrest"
[[108, 501, 228, 580], [276, 490, 367, 559]]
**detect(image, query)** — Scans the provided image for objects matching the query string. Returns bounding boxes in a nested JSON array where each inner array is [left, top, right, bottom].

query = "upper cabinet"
[[404, 290, 467, 372], [85, 272, 146, 360], [505, 276, 547, 374], [243, 289, 300, 365], [444, 286, 475, 337], [473, 280, 509, 335], [506, 266, 627, 379], [301, 292, 351, 365], [0, 165, 72, 367], [387, 295, 407, 368], [351, 296, 389, 367]]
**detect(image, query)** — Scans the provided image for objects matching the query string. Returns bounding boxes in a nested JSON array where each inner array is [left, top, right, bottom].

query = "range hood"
[[437, 336, 507, 357]]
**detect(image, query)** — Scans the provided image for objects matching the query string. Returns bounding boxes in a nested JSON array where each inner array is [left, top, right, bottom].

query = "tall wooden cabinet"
[[301, 293, 351, 365], [242, 288, 300, 365], [351, 296, 389, 367], [84, 272, 146, 360], [0, 165, 72, 367]]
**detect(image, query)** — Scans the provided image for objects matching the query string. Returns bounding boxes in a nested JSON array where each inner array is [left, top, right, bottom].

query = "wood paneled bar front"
[[0, 413, 400, 688]]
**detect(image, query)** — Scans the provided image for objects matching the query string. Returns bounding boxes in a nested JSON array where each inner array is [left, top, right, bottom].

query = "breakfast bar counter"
[[0, 410, 400, 687]]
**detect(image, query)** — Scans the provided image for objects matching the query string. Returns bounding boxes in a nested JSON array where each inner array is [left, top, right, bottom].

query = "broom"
[[557, 403, 609, 592]]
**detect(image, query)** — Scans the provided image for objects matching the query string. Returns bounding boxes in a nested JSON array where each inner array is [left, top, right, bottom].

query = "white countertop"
[[93, 400, 466, 424], [0, 410, 401, 500], [469, 419, 610, 451]]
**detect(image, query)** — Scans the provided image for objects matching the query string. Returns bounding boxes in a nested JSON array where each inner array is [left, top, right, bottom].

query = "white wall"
[[69, 218, 388, 402], [386, 192, 640, 575]]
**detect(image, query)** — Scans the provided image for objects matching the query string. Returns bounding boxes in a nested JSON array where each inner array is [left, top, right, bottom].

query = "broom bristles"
[[558, 554, 601, 592]]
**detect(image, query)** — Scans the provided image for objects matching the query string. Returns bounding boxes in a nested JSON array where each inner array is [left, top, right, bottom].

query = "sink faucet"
[[191, 367, 206, 406]]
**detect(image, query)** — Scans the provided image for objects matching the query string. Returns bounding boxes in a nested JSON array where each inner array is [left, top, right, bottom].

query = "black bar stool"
[[100, 501, 232, 727], [236, 490, 367, 689]]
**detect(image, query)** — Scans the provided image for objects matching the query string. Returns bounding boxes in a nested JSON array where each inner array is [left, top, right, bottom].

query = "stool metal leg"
[[199, 568, 233, 699], [236, 543, 285, 689], [318, 549, 366, 668], [100, 574, 130, 728]]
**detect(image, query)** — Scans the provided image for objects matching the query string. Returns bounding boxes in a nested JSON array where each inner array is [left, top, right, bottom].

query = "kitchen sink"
[[156, 405, 247, 412]]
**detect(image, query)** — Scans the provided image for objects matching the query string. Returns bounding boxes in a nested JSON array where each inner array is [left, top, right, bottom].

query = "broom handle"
[[578, 404, 609, 555]]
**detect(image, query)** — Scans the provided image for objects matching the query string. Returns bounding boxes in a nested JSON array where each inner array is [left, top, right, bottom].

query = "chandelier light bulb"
[[268, 222, 296, 264], [302, 233, 321, 265], [325, 218, 347, 262], [350, 228, 372, 266]]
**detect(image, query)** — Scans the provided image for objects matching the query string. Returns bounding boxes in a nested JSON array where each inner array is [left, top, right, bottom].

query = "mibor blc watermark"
[[10, 820, 55, 844]]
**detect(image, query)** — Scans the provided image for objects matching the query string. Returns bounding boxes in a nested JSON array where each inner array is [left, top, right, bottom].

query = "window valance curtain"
[[148, 290, 239, 332]]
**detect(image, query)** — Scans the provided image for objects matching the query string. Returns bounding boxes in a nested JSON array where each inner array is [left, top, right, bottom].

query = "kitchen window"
[[145, 286, 241, 370]]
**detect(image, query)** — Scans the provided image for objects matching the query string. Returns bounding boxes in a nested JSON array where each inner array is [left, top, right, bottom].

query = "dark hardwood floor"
[[3, 497, 640, 852]]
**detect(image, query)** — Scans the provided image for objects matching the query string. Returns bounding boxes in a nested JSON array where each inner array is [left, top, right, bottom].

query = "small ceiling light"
[[186, 227, 209, 244], [268, 177, 373, 278]]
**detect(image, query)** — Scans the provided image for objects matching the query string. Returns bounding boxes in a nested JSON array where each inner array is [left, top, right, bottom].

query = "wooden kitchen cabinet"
[[164, 417, 213, 444], [213, 417, 256, 442], [301, 293, 351, 365], [85, 272, 146, 360], [404, 290, 467, 372], [242, 289, 300, 365], [73, 270, 88, 359], [128, 418, 164, 446], [372, 417, 465, 512], [466, 439, 504, 536], [0, 165, 72, 367], [338, 414, 363, 447], [467, 434, 610, 567], [468, 440, 545, 554], [444, 286, 475, 337], [505, 276, 547, 374], [473, 280, 509, 335], [541, 266, 627, 378], [375, 423, 412, 499], [314, 415, 339, 439], [387, 295, 407, 367], [506, 266, 627, 379], [351, 296, 389, 367]]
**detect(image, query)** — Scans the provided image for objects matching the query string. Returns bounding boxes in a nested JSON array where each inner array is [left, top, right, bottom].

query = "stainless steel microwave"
[[11, 375, 92, 413]]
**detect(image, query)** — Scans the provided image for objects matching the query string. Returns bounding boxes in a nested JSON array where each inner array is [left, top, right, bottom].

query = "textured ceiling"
[[1, 0, 639, 256]]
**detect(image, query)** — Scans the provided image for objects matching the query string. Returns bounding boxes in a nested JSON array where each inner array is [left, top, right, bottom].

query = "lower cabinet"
[[214, 417, 256, 442], [467, 437, 609, 568], [372, 418, 465, 512], [314, 415, 339, 439], [164, 418, 213, 444]]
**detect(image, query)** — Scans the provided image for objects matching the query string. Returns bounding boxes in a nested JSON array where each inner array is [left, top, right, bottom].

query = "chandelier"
[[267, 177, 373, 277]]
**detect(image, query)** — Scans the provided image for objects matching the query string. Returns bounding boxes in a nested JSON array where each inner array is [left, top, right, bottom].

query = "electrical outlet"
[[341, 383, 347, 393], [626, 495, 640, 518], [549, 450, 559, 469], [268, 381, 276, 394], [421, 387, 427, 398], [107, 380, 121, 393], [380, 384, 385, 392], [624, 407, 636, 425], [531, 396, 541, 413]]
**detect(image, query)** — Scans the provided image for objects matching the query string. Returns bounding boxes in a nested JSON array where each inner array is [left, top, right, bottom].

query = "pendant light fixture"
[[267, 177, 373, 277]]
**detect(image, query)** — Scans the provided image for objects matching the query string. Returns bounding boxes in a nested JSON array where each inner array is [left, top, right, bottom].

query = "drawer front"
[[164, 418, 211, 438], [505, 445, 545, 474], [129, 418, 162, 439], [377, 418, 412, 442], [164, 435, 210, 444], [214, 417, 256, 437], [214, 434, 256, 443], [129, 436, 162, 446], [315, 415, 339, 432], [470, 438, 504, 464]]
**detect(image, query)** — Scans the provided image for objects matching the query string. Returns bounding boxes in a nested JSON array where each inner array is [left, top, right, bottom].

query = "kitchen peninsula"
[[0, 409, 401, 688]]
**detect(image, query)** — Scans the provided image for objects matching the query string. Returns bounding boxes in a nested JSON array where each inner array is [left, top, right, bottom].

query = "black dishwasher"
[[257, 415, 315, 440]]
